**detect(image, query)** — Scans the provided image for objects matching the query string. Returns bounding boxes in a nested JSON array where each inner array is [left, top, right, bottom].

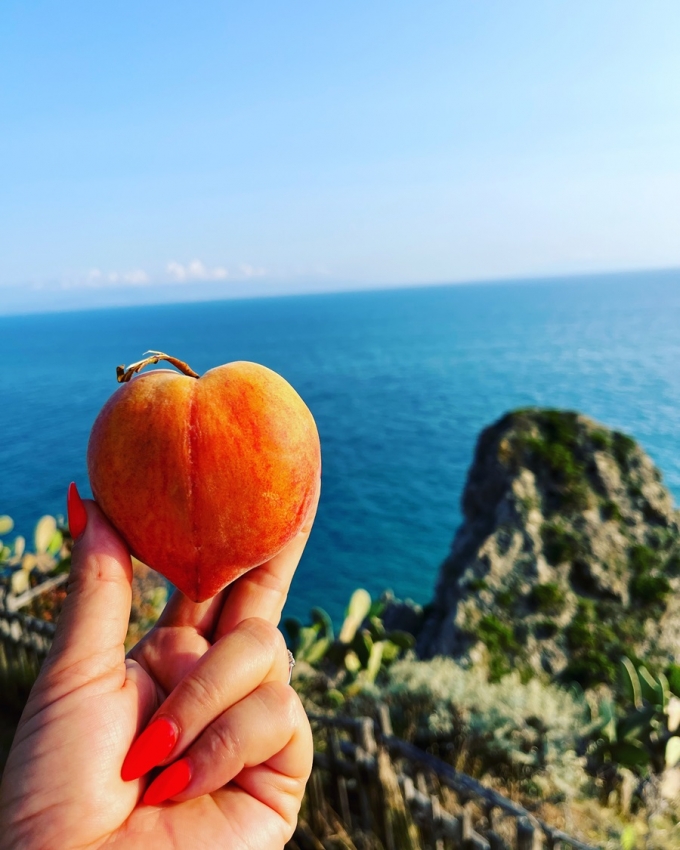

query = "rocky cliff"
[[417, 409, 680, 687]]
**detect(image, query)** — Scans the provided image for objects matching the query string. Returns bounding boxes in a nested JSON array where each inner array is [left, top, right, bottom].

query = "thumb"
[[40, 484, 133, 692]]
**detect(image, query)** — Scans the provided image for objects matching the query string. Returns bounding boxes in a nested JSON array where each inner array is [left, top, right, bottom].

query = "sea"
[[2, 270, 680, 625]]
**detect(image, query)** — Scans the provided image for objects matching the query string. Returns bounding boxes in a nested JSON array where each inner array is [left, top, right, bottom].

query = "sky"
[[1, 1, 680, 313]]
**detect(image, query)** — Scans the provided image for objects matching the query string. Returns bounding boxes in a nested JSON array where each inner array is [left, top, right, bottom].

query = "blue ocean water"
[[2, 271, 680, 624]]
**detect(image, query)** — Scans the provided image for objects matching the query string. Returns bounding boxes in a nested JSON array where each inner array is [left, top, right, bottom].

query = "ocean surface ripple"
[[2, 271, 680, 623]]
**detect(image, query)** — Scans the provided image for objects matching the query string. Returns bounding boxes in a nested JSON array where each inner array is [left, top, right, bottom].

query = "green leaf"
[[283, 617, 302, 648], [610, 741, 650, 768], [385, 630, 415, 650], [54, 554, 71, 574], [621, 825, 637, 850], [34, 516, 57, 554], [367, 616, 386, 640], [338, 589, 371, 643], [344, 651, 361, 675], [47, 529, 63, 557], [364, 641, 385, 683], [310, 607, 334, 641], [596, 697, 617, 741], [368, 599, 386, 619], [665, 736, 680, 768], [304, 637, 331, 666], [638, 666, 660, 705], [10, 569, 29, 595], [326, 689, 345, 707], [297, 625, 322, 660], [381, 641, 402, 663], [13, 536, 25, 559], [0, 516, 14, 536], [617, 706, 655, 742], [668, 664, 680, 698], [656, 671, 670, 711], [668, 697, 680, 733], [351, 631, 372, 668], [620, 657, 642, 709]]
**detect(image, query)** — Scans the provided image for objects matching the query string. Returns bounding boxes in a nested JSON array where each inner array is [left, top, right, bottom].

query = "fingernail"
[[121, 717, 178, 782], [142, 758, 192, 805], [67, 482, 88, 540]]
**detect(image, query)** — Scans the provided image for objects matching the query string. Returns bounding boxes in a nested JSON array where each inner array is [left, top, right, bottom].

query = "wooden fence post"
[[307, 768, 327, 838], [377, 747, 420, 850], [517, 817, 542, 850]]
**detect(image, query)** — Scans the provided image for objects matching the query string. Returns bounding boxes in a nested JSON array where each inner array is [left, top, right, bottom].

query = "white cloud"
[[76, 267, 149, 287], [65, 259, 267, 291], [238, 263, 267, 278], [166, 259, 229, 282], [122, 269, 150, 284]]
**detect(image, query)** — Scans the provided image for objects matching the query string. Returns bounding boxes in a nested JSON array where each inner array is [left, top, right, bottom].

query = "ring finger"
[[142, 681, 312, 812]]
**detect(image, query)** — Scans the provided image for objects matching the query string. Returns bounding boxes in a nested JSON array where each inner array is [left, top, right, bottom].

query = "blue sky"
[[2, 1, 680, 312]]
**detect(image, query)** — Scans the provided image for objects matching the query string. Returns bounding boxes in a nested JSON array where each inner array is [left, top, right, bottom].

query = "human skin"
[[0, 484, 319, 850]]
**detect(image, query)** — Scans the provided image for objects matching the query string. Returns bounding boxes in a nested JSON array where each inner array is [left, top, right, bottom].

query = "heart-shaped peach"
[[87, 352, 321, 601]]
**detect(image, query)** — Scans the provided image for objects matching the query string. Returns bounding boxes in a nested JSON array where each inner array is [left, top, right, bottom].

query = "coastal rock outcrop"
[[417, 409, 680, 686]]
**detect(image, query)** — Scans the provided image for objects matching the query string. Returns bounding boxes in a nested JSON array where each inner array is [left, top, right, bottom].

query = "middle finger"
[[121, 617, 289, 782]]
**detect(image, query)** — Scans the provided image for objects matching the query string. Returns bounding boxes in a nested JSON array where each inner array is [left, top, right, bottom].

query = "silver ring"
[[287, 649, 296, 685]]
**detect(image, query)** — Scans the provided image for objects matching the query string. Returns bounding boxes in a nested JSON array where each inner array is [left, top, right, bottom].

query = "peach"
[[87, 352, 321, 601]]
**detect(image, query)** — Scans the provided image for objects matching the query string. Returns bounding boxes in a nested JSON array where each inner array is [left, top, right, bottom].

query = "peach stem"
[[116, 351, 200, 383]]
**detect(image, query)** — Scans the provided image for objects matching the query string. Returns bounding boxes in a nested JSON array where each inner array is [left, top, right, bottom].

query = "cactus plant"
[[285, 588, 415, 696], [588, 658, 680, 777], [620, 657, 642, 710], [338, 589, 371, 643], [0, 513, 71, 611], [665, 735, 680, 769]]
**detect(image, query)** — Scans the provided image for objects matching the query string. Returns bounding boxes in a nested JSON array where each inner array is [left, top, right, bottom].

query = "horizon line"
[[1, 264, 679, 320]]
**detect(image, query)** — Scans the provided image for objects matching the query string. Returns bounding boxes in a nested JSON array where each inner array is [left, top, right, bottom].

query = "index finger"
[[214, 475, 321, 637]]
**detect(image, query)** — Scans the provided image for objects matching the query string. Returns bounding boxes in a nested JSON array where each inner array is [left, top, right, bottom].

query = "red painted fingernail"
[[121, 717, 178, 782], [67, 482, 87, 540], [142, 758, 192, 805]]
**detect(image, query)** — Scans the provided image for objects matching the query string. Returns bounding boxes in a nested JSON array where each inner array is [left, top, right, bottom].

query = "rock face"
[[417, 409, 680, 686]]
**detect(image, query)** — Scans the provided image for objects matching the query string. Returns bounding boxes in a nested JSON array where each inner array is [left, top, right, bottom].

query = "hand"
[[0, 481, 319, 850]]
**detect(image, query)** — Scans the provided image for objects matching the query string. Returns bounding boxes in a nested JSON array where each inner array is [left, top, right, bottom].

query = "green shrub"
[[355, 657, 589, 800], [630, 573, 670, 606], [477, 615, 521, 682], [513, 412, 592, 515], [563, 600, 622, 687], [565, 619, 592, 651], [612, 431, 637, 467], [628, 544, 669, 608], [495, 587, 517, 609], [530, 582, 566, 615], [477, 615, 520, 653], [538, 409, 580, 448], [630, 544, 659, 574], [563, 650, 617, 689], [601, 500, 622, 522], [542, 522, 580, 565], [665, 553, 680, 577], [590, 430, 611, 451]]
